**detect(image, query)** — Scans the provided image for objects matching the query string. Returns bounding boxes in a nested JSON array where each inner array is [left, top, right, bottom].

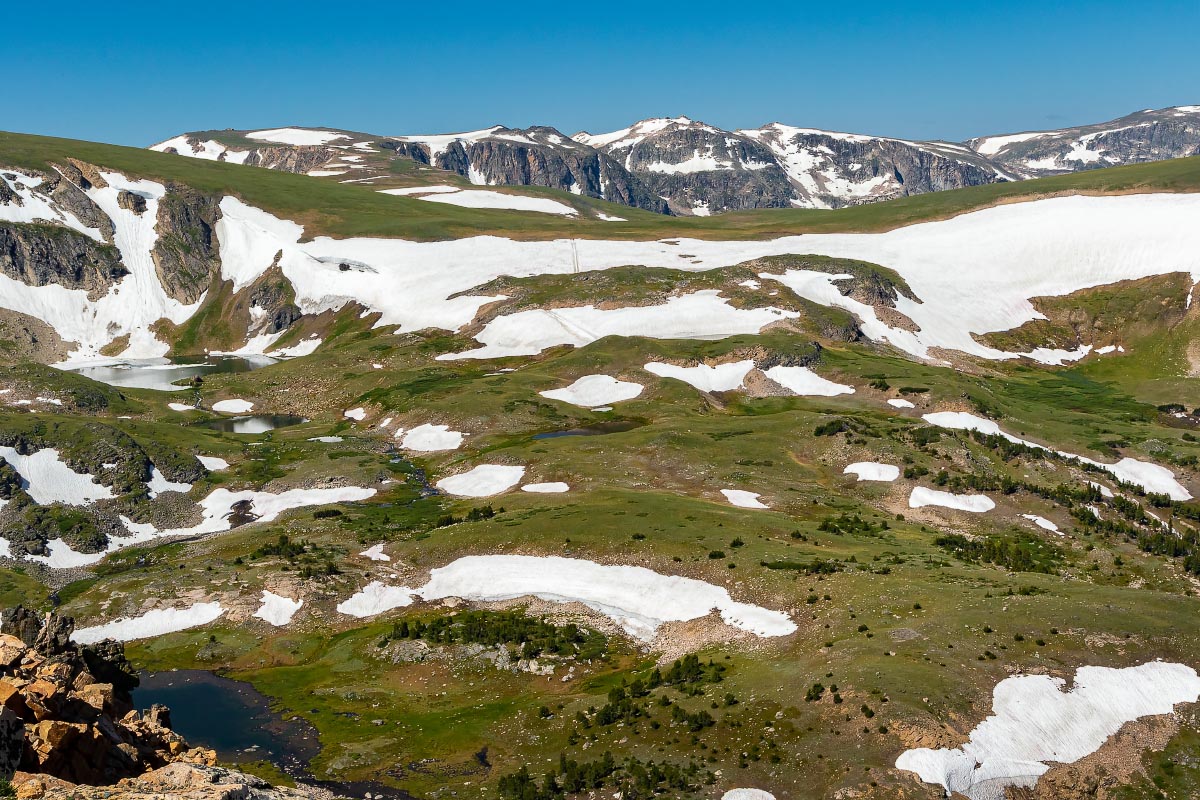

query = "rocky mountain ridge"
[[151, 105, 1200, 215]]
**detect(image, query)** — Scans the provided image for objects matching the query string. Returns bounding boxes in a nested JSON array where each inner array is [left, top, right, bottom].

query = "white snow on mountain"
[[896, 662, 1200, 800], [389, 126, 503, 157], [245, 128, 350, 146], [336, 554, 796, 640], [381, 187, 578, 215], [149, 135, 250, 164]]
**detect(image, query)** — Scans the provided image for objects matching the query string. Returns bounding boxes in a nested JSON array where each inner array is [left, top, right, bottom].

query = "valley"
[[2, 127, 1200, 800]]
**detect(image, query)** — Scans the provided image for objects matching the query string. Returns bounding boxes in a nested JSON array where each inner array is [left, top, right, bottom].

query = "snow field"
[[844, 462, 900, 482], [721, 489, 769, 509], [0, 447, 114, 506], [896, 662, 1200, 800], [909, 487, 995, 513], [435, 465, 526, 497], [397, 423, 466, 452], [539, 374, 644, 407], [72, 602, 225, 644], [644, 360, 755, 392], [762, 366, 854, 396], [253, 591, 303, 626], [336, 555, 796, 640]]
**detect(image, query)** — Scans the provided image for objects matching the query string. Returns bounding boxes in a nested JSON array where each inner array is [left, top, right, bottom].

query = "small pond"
[[197, 414, 307, 434], [68, 355, 275, 392], [533, 420, 643, 439], [135, 670, 413, 798]]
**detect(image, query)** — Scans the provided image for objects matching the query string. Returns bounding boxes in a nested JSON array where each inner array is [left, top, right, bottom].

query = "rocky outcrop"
[[0, 608, 215, 787], [0, 223, 126, 296], [381, 127, 671, 213], [244, 147, 338, 175], [0, 308, 69, 364], [244, 266, 302, 335], [151, 184, 222, 304], [10, 762, 337, 799]]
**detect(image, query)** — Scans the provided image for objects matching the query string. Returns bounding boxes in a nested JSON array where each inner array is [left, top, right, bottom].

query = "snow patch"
[[1021, 514, 1060, 533], [909, 487, 995, 512], [398, 423, 466, 452], [896, 662, 1200, 800], [212, 399, 254, 414], [844, 462, 900, 482], [720, 489, 769, 509], [0, 447, 114, 506], [522, 482, 570, 493], [436, 465, 525, 497], [253, 591, 303, 626], [763, 366, 854, 396], [73, 602, 225, 644], [539, 374, 644, 408], [644, 360, 754, 392], [359, 543, 390, 561], [337, 555, 795, 640]]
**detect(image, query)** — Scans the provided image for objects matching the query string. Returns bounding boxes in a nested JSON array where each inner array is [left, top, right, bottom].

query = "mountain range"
[[152, 105, 1200, 214]]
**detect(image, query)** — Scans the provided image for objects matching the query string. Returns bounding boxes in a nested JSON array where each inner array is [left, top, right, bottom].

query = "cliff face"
[[967, 106, 1200, 177], [0, 224, 126, 296], [381, 127, 671, 213], [151, 184, 222, 305]]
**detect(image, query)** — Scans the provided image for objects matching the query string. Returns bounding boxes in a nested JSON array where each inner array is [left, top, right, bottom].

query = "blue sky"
[[10, 0, 1199, 146]]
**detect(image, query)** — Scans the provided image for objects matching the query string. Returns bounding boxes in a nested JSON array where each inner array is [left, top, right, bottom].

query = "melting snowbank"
[[440, 292, 798, 359], [73, 602, 225, 644], [0, 447, 114, 506], [382, 187, 579, 216], [436, 465, 525, 497], [644, 360, 755, 392], [213, 399, 254, 414], [922, 411, 1192, 500], [11, 486, 379, 570], [844, 462, 900, 482], [909, 487, 995, 512], [896, 662, 1200, 800], [253, 591, 303, 626], [539, 374, 644, 407], [337, 555, 796, 640], [398, 423, 466, 452], [721, 489, 769, 509], [763, 366, 854, 396], [522, 482, 570, 493]]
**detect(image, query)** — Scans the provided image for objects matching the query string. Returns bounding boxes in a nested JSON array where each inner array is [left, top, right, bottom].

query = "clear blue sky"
[[11, 0, 1199, 146]]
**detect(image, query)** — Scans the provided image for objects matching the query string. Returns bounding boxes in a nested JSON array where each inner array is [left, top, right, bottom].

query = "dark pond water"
[[135, 670, 414, 799], [533, 420, 643, 440], [197, 414, 307, 434], [69, 355, 274, 392]]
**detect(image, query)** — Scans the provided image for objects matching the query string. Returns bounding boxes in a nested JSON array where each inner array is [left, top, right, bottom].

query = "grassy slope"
[[3, 130, 1200, 241]]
